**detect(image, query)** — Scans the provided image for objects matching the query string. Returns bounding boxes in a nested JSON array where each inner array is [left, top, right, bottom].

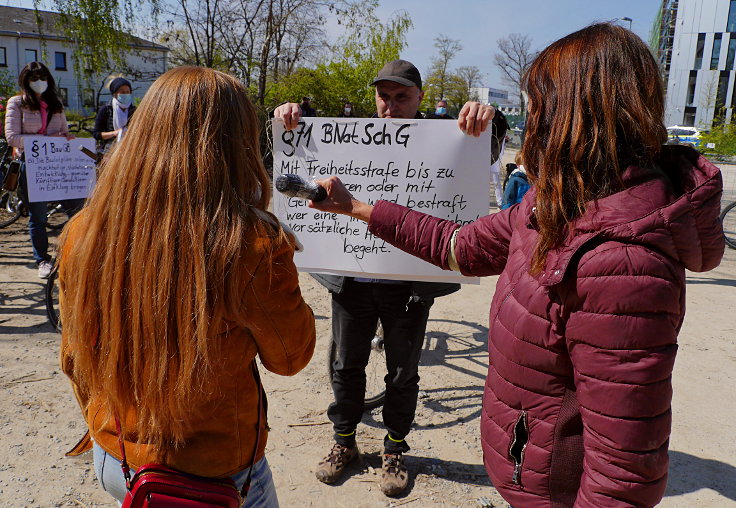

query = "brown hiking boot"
[[315, 443, 359, 484], [380, 452, 409, 496]]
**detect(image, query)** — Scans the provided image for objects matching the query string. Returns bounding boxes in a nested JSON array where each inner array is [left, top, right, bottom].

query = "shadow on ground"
[[665, 450, 736, 502]]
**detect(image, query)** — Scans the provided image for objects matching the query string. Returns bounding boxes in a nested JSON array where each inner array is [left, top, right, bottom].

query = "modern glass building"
[[652, 0, 736, 127]]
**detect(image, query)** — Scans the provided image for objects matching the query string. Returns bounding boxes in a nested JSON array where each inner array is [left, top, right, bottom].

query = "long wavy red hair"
[[59, 67, 278, 450], [521, 24, 667, 273]]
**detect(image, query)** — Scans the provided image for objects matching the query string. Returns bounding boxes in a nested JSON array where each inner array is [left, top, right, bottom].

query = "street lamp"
[[621, 17, 633, 30]]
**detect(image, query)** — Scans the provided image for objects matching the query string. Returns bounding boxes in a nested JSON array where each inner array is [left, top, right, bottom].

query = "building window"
[[0, 47, 7, 66], [683, 106, 697, 127], [694, 33, 706, 69], [686, 70, 698, 106], [729, 0, 736, 32], [58, 87, 69, 106], [25, 48, 37, 64], [82, 88, 95, 108], [54, 52, 67, 71], [715, 71, 730, 114], [711, 33, 723, 70], [727, 35, 736, 71]]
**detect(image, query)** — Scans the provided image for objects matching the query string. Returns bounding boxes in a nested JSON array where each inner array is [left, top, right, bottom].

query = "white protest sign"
[[272, 118, 491, 283], [24, 136, 97, 203]]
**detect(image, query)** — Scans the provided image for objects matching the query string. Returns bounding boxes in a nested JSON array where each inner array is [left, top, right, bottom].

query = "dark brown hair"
[[521, 23, 667, 274], [18, 62, 63, 114]]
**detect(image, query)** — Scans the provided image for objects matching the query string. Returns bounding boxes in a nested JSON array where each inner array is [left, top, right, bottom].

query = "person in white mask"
[[338, 101, 356, 118], [93, 77, 136, 155], [4, 61, 81, 279]]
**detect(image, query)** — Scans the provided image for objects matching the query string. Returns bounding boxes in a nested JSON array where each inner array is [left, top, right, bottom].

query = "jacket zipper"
[[508, 410, 529, 487]]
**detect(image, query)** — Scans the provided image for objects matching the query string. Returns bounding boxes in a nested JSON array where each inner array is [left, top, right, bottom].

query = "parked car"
[[666, 125, 701, 147]]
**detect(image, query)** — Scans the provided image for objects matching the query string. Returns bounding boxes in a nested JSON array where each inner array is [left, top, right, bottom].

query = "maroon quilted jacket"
[[369, 146, 724, 507]]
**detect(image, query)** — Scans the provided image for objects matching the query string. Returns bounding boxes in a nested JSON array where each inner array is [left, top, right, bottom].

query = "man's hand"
[[273, 102, 302, 131], [458, 102, 495, 137], [309, 176, 373, 222]]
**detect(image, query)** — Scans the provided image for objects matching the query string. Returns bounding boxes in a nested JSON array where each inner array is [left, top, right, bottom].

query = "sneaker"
[[315, 443, 359, 484], [380, 452, 409, 497], [38, 260, 53, 279]]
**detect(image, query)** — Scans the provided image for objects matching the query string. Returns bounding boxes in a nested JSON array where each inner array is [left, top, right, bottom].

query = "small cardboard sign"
[[23, 136, 96, 202]]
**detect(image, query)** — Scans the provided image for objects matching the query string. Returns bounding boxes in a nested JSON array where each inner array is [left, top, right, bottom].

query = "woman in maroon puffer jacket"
[[307, 24, 725, 507]]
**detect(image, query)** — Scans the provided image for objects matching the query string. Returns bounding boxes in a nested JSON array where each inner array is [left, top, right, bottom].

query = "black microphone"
[[275, 173, 327, 202]]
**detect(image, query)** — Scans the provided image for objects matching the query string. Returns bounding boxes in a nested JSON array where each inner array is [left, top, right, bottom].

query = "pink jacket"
[[4, 95, 69, 150], [369, 146, 724, 507]]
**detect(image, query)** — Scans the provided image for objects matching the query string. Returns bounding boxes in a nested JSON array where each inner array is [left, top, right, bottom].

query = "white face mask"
[[344, 107, 352, 115], [115, 94, 133, 108], [29, 79, 48, 95]]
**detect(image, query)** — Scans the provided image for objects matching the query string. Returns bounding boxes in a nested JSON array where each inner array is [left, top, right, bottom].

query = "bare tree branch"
[[494, 33, 537, 114]]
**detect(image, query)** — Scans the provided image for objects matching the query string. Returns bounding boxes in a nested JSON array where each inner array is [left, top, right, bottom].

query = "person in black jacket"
[[299, 96, 317, 117], [275, 59, 496, 497], [93, 77, 137, 155]]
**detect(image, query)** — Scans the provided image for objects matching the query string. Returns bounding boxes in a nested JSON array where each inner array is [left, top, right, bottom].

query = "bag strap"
[[114, 359, 264, 500], [115, 417, 133, 489]]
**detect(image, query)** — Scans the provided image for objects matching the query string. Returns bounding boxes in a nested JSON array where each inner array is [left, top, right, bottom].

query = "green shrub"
[[700, 123, 736, 157]]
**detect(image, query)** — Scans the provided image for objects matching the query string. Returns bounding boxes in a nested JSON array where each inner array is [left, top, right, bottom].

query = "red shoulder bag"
[[119, 362, 264, 508]]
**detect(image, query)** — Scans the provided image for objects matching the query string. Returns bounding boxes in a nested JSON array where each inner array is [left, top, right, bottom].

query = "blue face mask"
[[115, 94, 133, 107], [435, 107, 447, 116]]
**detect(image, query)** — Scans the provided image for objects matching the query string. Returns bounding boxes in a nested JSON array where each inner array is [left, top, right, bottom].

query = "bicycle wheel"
[[328, 321, 387, 411], [45, 268, 61, 332], [0, 189, 22, 227], [46, 202, 68, 230], [722, 201, 736, 250]]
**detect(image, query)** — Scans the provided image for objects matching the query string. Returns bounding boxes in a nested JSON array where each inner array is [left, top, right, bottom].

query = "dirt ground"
[[1, 151, 735, 508]]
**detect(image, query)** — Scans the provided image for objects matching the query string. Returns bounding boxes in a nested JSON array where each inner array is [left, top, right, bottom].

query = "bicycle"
[[0, 185, 72, 230], [1, 143, 73, 230], [722, 200, 736, 250]]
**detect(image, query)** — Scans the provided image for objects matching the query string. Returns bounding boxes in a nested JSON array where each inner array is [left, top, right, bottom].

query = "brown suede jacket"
[[59, 210, 316, 477]]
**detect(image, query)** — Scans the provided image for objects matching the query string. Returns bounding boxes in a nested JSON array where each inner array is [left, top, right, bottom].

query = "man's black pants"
[[328, 280, 433, 454]]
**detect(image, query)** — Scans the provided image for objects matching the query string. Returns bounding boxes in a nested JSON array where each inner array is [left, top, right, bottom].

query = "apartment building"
[[0, 5, 167, 114], [653, 0, 736, 127]]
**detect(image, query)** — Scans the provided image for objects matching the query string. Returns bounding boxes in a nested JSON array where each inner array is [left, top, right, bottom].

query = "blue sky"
[[372, 0, 661, 90], [4, 0, 661, 92]]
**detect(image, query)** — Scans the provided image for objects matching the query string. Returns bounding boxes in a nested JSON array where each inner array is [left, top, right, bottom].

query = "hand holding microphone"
[[274, 173, 327, 202], [275, 174, 374, 223]]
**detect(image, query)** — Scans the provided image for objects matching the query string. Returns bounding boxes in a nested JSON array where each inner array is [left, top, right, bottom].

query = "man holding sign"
[[275, 60, 495, 496]]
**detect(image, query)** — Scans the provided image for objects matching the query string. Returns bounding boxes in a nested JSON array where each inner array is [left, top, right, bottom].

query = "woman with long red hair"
[[58, 66, 315, 506], [305, 24, 724, 506]]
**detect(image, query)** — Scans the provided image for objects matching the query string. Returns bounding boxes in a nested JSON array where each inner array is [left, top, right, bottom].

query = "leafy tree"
[[423, 35, 462, 107], [35, 0, 154, 80], [266, 1, 412, 116], [1, 68, 17, 128], [0, 68, 16, 99], [494, 33, 536, 115]]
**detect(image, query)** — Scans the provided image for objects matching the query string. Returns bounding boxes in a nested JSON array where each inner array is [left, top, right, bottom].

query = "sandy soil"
[[1, 152, 735, 508]]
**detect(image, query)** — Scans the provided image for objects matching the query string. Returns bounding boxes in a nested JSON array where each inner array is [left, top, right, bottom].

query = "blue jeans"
[[26, 199, 84, 263], [19, 168, 84, 263], [93, 443, 279, 508]]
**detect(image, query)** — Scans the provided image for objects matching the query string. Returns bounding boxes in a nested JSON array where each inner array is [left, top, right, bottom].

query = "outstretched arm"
[[309, 176, 518, 277]]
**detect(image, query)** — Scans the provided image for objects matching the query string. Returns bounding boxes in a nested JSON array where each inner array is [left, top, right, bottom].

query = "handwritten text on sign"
[[273, 118, 491, 283], [24, 136, 96, 203]]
